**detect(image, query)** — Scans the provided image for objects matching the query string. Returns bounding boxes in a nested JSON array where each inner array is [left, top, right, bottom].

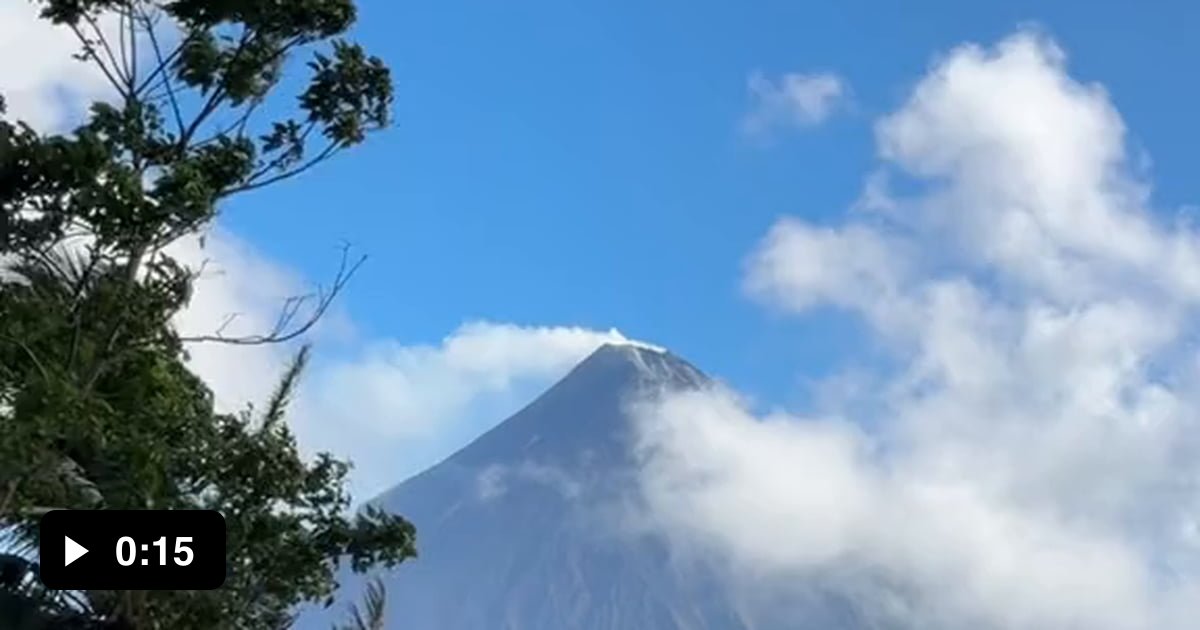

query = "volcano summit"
[[298, 343, 865, 630]]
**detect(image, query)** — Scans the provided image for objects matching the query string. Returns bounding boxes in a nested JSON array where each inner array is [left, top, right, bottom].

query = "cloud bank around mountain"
[[635, 30, 1200, 630]]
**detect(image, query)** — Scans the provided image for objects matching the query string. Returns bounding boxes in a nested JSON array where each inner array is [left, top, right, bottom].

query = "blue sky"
[[217, 0, 1200, 408], [9, 2, 1200, 623]]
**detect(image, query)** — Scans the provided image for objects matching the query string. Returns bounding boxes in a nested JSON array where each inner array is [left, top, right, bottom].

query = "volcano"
[[296, 343, 867, 629]]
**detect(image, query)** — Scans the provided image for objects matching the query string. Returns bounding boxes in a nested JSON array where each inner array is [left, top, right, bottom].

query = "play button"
[[64, 536, 89, 567], [40, 509, 226, 590]]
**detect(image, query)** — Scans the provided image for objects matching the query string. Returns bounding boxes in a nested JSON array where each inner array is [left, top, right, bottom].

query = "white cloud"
[[635, 29, 1200, 629], [744, 219, 911, 314], [306, 322, 641, 440], [297, 322, 644, 497], [872, 33, 1200, 304], [0, 1, 119, 131], [742, 70, 846, 137]]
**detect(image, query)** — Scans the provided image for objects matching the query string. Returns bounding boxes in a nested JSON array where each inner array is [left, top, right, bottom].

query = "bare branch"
[[191, 98, 265, 150], [180, 246, 366, 346], [127, 4, 139, 95], [67, 23, 128, 100], [235, 99, 263, 138], [139, 10, 185, 136], [83, 12, 129, 88], [117, 9, 130, 88], [176, 85, 228, 152], [214, 312, 240, 337], [133, 13, 189, 98]]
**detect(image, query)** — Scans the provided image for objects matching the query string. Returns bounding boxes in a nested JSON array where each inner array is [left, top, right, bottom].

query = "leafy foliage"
[[334, 578, 387, 630], [0, 0, 415, 627]]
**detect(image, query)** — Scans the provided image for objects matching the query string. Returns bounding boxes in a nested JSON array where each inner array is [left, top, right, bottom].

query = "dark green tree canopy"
[[4, 0, 392, 256], [0, 1, 415, 628]]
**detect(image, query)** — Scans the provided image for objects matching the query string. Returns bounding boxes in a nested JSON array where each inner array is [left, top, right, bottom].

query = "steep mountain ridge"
[[295, 343, 867, 629], [389, 343, 705, 472]]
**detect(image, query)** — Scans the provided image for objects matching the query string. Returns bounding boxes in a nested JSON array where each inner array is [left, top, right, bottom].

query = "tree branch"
[[127, 5, 138, 96], [67, 23, 128, 100], [180, 246, 365, 346], [65, 244, 102, 373], [0, 336, 51, 385], [190, 98, 264, 150], [133, 19, 189, 98], [0, 479, 19, 518], [219, 141, 343, 198], [116, 10, 130, 89], [180, 30, 309, 152], [86, 11, 129, 87], [177, 27, 259, 150], [140, 11, 185, 136]]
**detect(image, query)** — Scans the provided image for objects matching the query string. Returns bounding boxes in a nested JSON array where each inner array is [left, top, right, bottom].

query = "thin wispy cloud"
[[636, 30, 1200, 629], [741, 70, 847, 138]]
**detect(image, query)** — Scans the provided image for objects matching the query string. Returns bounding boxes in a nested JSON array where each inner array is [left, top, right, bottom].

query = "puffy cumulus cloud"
[[636, 387, 1197, 629], [872, 32, 1200, 304], [0, 1, 121, 131], [634, 29, 1200, 630], [741, 70, 847, 138], [744, 219, 911, 314]]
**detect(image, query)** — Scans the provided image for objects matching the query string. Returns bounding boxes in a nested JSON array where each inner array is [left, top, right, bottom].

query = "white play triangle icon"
[[64, 536, 88, 567]]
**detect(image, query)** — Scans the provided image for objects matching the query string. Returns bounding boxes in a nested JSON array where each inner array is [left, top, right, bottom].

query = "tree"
[[0, 0, 416, 627]]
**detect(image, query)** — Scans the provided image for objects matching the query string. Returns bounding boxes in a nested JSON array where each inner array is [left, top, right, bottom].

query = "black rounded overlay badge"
[[39, 510, 226, 591]]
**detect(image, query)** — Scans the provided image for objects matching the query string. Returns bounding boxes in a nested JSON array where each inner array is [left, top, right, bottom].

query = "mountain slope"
[[297, 344, 868, 629]]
